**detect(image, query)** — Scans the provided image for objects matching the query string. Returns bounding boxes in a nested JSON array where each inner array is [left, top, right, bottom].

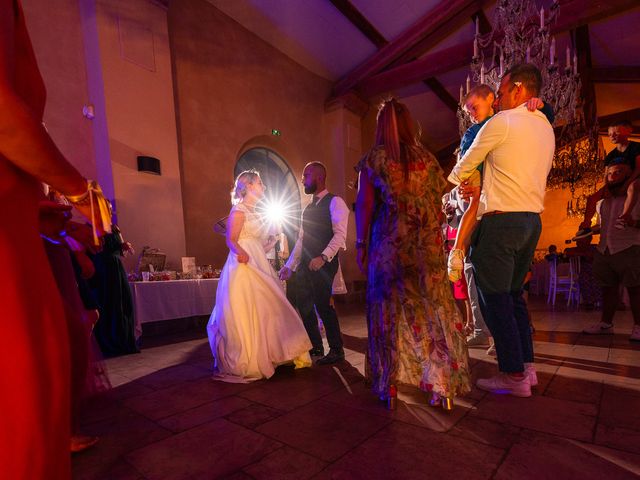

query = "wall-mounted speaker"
[[137, 156, 161, 175]]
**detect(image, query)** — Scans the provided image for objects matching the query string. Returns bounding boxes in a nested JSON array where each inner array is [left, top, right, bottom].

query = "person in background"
[[544, 244, 563, 262], [39, 202, 106, 453], [444, 188, 494, 352], [442, 194, 473, 337], [573, 120, 640, 240], [564, 236, 602, 309], [90, 224, 139, 357], [356, 98, 470, 410], [582, 162, 640, 341]]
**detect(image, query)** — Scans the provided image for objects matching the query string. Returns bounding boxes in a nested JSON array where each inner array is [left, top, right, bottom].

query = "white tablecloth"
[[130, 278, 219, 337]]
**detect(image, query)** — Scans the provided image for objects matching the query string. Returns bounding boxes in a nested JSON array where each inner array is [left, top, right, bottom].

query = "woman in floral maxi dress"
[[355, 99, 470, 409]]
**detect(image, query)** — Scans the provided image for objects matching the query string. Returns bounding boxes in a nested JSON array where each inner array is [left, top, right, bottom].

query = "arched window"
[[234, 148, 301, 253]]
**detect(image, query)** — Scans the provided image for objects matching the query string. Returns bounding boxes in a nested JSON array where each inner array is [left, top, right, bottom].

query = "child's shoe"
[[447, 248, 465, 283]]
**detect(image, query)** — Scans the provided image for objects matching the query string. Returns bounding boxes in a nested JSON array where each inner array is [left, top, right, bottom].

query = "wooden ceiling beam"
[[556, 0, 639, 31], [576, 25, 596, 127], [598, 108, 640, 128], [474, 9, 491, 35], [332, 0, 484, 97], [358, 42, 471, 98], [354, 0, 640, 100], [419, 9, 489, 114], [329, 1, 462, 113], [591, 66, 640, 83], [418, 9, 490, 114], [387, 2, 482, 70], [423, 78, 460, 113], [329, 0, 388, 49]]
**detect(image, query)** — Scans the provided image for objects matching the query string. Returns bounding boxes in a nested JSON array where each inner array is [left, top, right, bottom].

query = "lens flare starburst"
[[258, 190, 300, 232]]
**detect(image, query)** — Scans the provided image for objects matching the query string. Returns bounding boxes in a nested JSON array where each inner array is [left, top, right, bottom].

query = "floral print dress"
[[358, 145, 471, 398]]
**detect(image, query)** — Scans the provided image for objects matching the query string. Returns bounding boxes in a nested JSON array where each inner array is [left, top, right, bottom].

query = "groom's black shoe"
[[316, 348, 345, 365], [309, 347, 324, 357]]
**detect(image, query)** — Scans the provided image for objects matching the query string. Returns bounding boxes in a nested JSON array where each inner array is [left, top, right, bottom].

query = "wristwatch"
[[321, 254, 329, 262]]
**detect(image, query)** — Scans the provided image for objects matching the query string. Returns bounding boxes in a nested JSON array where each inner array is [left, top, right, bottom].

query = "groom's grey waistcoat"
[[301, 193, 336, 264]]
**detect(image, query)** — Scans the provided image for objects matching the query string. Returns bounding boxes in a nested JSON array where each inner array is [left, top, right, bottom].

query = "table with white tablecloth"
[[129, 278, 219, 338]]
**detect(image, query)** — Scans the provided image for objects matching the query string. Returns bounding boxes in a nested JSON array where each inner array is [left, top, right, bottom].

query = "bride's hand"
[[237, 249, 250, 264], [279, 266, 292, 281]]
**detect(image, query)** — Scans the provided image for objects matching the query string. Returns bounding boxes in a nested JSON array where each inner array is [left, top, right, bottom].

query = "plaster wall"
[[94, 0, 186, 270], [22, 0, 97, 180], [168, 0, 332, 268]]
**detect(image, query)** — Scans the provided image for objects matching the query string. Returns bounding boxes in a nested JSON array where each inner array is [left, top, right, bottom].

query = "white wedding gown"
[[207, 203, 311, 382]]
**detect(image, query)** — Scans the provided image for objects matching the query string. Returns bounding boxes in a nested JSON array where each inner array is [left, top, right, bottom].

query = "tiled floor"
[[73, 298, 640, 479]]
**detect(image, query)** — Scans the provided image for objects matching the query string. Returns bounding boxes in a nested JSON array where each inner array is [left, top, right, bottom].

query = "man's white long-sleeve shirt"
[[285, 189, 349, 271], [448, 104, 555, 218]]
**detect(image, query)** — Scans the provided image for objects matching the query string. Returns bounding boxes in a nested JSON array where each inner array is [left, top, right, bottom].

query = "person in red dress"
[[0, 1, 107, 476]]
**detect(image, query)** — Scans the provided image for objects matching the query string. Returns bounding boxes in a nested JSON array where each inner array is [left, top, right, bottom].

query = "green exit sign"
[[271, 129, 281, 136]]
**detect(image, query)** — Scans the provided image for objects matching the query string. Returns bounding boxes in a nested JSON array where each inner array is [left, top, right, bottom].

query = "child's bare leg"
[[448, 192, 480, 282], [579, 186, 605, 230], [452, 194, 481, 253], [619, 179, 640, 226]]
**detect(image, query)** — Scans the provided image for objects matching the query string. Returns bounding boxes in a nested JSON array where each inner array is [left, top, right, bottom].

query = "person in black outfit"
[[279, 162, 350, 365], [90, 225, 139, 356]]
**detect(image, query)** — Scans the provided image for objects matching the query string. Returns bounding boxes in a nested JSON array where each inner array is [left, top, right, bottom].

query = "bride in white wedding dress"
[[208, 170, 312, 382]]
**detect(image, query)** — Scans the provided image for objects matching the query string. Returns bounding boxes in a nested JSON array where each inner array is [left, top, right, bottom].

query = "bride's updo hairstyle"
[[231, 170, 260, 205]]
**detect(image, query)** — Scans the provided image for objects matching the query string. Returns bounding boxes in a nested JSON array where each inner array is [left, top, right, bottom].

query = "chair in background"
[[547, 257, 581, 307], [529, 261, 546, 296]]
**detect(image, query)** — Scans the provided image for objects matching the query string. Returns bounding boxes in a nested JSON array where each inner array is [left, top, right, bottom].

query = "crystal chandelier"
[[458, 0, 603, 216]]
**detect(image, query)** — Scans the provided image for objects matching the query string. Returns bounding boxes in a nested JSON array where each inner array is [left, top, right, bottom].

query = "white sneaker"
[[630, 325, 640, 342], [447, 248, 465, 283], [524, 363, 538, 387], [476, 373, 532, 397], [582, 322, 614, 335]]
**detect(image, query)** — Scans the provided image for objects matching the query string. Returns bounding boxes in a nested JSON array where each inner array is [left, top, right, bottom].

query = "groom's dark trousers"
[[296, 256, 342, 352]]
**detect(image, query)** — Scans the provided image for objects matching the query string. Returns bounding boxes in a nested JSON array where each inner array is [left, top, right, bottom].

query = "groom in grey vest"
[[280, 162, 349, 365]]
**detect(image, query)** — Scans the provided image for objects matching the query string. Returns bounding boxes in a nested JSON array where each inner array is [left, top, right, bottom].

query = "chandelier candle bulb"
[[540, 6, 544, 30], [475, 17, 480, 36], [499, 53, 504, 76], [473, 38, 478, 58], [566, 47, 570, 69], [459, 85, 464, 104], [550, 37, 556, 65], [573, 52, 578, 75], [466, 75, 470, 94], [480, 64, 485, 84], [526, 46, 531, 63]]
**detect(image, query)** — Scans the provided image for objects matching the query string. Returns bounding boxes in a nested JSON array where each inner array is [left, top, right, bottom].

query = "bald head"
[[302, 162, 327, 195]]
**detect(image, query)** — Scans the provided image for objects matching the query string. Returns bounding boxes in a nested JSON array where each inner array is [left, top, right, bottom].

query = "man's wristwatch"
[[321, 254, 329, 262]]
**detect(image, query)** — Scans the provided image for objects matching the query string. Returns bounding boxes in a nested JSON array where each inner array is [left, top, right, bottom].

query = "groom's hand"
[[279, 266, 292, 281], [308, 256, 325, 271]]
